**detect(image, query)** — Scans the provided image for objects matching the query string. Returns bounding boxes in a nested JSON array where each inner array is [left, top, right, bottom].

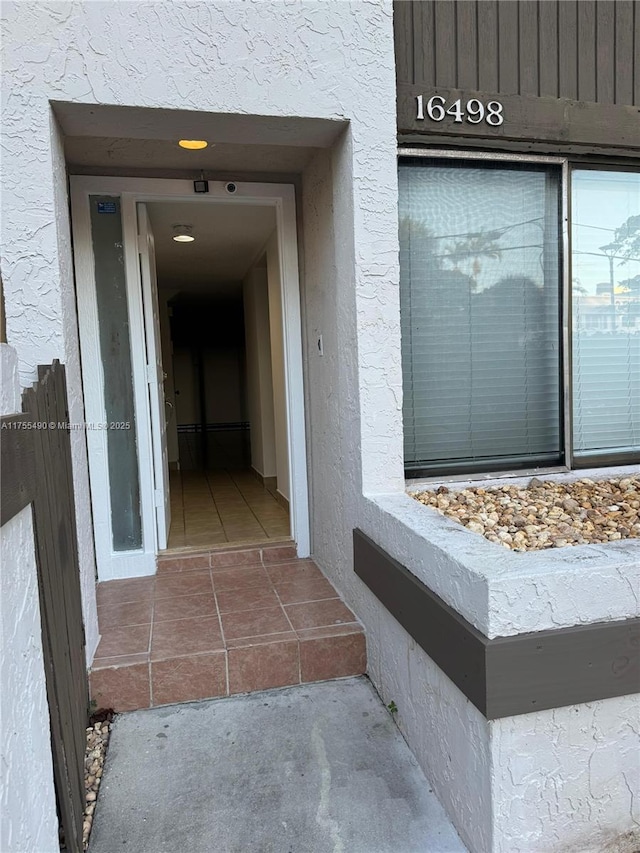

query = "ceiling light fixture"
[[172, 225, 195, 243], [178, 139, 208, 150]]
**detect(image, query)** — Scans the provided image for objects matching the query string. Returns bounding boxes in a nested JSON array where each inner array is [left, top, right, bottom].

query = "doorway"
[[145, 201, 290, 550], [70, 178, 309, 580]]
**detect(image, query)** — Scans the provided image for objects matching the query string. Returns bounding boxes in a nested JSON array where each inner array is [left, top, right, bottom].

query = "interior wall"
[[170, 294, 248, 469], [157, 293, 179, 465], [266, 232, 290, 502], [243, 264, 277, 480]]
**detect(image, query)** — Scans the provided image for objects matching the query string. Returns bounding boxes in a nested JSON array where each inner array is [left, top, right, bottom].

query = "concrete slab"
[[89, 677, 467, 853]]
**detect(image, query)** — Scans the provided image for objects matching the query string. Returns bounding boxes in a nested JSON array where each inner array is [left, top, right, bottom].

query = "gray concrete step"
[[88, 677, 466, 853]]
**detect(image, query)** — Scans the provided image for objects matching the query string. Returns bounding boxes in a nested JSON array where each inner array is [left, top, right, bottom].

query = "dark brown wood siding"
[[1, 362, 89, 853], [396, 0, 640, 104], [395, 0, 640, 153]]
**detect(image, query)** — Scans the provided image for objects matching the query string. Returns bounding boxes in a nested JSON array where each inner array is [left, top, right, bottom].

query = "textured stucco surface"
[[491, 696, 640, 853], [0, 345, 59, 853], [361, 493, 640, 638], [2, 2, 638, 851]]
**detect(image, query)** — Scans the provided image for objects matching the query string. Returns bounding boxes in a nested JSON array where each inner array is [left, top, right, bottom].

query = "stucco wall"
[[0, 344, 59, 853], [0, 0, 398, 665], [2, 3, 637, 852], [491, 696, 640, 853]]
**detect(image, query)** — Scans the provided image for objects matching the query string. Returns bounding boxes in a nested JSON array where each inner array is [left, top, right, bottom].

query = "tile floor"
[[167, 468, 290, 551], [90, 544, 366, 711]]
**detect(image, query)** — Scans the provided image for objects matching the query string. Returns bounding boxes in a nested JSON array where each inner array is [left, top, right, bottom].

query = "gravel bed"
[[82, 711, 113, 849], [412, 476, 640, 551]]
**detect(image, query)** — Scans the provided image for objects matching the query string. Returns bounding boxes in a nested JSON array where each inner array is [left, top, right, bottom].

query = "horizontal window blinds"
[[571, 170, 640, 458], [399, 160, 562, 474]]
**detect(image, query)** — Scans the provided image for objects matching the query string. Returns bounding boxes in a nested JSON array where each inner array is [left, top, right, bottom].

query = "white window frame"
[[399, 147, 574, 482]]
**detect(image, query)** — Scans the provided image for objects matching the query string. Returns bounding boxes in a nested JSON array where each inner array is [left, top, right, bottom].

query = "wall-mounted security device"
[[193, 180, 209, 193], [225, 182, 238, 194]]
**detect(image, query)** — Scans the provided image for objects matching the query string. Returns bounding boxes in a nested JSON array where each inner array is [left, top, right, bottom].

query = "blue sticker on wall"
[[97, 201, 117, 214]]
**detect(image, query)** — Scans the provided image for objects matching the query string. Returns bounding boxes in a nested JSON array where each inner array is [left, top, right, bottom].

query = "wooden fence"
[[1, 361, 88, 853]]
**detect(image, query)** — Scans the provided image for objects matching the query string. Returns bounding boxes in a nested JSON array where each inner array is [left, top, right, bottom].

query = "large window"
[[399, 156, 640, 477]]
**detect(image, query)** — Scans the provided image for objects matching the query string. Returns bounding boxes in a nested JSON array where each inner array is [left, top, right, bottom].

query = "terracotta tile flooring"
[[90, 544, 366, 711], [166, 469, 290, 551]]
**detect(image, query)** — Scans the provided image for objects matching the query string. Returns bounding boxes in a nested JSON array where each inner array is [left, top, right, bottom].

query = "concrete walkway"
[[89, 677, 466, 853]]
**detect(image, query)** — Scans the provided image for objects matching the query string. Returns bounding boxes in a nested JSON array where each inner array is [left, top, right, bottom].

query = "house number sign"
[[416, 95, 504, 126]]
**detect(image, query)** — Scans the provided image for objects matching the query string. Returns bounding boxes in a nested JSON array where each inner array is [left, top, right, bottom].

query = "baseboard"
[[251, 467, 277, 492], [275, 490, 289, 513]]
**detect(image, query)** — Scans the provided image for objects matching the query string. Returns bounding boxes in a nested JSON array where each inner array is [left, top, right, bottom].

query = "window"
[[399, 156, 640, 477]]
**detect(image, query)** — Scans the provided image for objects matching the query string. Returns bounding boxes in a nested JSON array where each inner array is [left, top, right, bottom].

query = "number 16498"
[[416, 95, 504, 126]]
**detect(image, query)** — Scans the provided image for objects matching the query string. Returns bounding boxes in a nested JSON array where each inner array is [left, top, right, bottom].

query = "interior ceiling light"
[[178, 139, 208, 150], [172, 224, 195, 243]]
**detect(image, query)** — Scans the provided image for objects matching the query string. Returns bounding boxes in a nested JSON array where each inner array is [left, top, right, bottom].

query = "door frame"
[[70, 177, 310, 580]]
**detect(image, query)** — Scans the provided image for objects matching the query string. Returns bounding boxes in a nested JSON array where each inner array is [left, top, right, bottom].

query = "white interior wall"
[[243, 265, 277, 479], [0, 344, 59, 853], [172, 348, 197, 426], [266, 231, 290, 502], [158, 294, 179, 465]]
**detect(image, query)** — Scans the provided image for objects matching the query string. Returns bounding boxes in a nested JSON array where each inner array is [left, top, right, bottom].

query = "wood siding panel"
[[395, 0, 640, 146], [577, 0, 597, 103], [477, 0, 499, 92], [518, 1, 540, 95], [615, 1, 635, 104], [558, 0, 578, 99], [434, 0, 457, 87], [394, 0, 414, 85], [538, 0, 559, 97], [412, 0, 434, 87], [596, 0, 616, 103], [497, 0, 519, 94], [456, 0, 478, 89], [635, 0, 640, 104]]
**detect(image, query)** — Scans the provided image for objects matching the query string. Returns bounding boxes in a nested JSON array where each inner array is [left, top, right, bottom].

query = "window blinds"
[[399, 160, 562, 474], [571, 170, 640, 459]]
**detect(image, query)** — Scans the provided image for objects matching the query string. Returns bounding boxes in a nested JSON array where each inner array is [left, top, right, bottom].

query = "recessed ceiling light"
[[178, 139, 208, 150], [172, 225, 195, 242]]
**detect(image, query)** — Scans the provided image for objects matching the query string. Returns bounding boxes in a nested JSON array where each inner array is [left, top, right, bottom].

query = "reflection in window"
[[572, 171, 640, 457], [399, 160, 562, 474]]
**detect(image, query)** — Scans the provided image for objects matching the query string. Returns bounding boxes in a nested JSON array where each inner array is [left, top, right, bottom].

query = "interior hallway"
[[166, 469, 290, 551]]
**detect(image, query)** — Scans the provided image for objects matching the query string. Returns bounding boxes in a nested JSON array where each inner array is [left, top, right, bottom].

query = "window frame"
[[398, 147, 639, 482]]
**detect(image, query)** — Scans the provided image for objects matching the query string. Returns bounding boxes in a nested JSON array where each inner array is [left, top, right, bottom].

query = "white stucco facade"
[[1, 2, 638, 852]]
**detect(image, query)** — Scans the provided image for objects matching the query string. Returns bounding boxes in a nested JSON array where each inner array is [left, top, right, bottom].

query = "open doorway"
[[70, 177, 309, 580], [146, 201, 291, 551]]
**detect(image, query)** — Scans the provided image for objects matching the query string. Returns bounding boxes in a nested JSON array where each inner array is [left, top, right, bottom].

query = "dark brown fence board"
[[0, 414, 35, 525], [21, 362, 88, 853]]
